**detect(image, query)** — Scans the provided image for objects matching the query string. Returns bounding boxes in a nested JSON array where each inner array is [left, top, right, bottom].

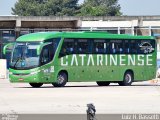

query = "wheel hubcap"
[[58, 75, 65, 84], [125, 74, 131, 83]]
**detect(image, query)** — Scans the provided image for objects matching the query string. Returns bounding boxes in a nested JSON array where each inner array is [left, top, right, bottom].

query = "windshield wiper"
[[13, 57, 22, 68]]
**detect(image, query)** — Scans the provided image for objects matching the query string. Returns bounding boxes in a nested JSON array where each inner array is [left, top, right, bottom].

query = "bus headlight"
[[30, 70, 40, 75]]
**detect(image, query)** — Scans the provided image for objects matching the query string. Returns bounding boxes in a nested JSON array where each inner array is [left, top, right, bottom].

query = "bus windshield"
[[10, 42, 41, 69]]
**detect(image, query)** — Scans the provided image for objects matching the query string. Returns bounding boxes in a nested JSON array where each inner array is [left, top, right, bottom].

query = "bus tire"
[[29, 83, 43, 88], [96, 81, 110, 86], [52, 72, 67, 87], [118, 72, 133, 86]]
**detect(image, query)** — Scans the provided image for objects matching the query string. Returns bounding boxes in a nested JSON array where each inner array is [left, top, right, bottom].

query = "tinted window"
[[124, 40, 130, 54], [77, 39, 90, 54], [60, 39, 76, 56], [93, 39, 106, 54], [59, 38, 155, 56], [41, 44, 54, 65], [60, 39, 91, 57], [130, 40, 137, 54], [109, 40, 123, 54]]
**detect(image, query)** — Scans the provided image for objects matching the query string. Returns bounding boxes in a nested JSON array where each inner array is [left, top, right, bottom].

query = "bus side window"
[[117, 40, 123, 54], [105, 42, 109, 54], [41, 44, 53, 65], [109, 40, 123, 54], [109, 42, 115, 54], [124, 40, 130, 54], [130, 40, 137, 54], [59, 39, 75, 57], [77, 39, 89, 54], [42, 48, 49, 64], [93, 39, 106, 54]]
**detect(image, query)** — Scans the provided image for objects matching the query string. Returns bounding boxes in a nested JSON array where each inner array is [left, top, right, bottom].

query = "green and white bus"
[[3, 32, 157, 87]]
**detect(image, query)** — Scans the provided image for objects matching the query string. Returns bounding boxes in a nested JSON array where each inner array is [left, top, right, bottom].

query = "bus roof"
[[16, 31, 155, 42]]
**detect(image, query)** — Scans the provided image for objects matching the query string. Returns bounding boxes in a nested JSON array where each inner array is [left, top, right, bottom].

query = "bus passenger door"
[[40, 43, 54, 82]]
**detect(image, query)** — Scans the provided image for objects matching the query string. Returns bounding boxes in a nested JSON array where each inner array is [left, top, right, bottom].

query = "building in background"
[[1, 16, 160, 67]]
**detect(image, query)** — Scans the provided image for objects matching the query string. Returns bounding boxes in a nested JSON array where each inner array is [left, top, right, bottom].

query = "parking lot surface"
[[0, 79, 160, 114]]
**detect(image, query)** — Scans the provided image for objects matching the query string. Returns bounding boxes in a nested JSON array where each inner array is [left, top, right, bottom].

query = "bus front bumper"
[[9, 72, 40, 83]]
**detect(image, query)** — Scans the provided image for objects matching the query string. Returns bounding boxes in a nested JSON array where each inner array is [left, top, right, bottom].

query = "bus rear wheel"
[[29, 83, 43, 88], [118, 71, 133, 86], [52, 72, 67, 87], [96, 81, 110, 86]]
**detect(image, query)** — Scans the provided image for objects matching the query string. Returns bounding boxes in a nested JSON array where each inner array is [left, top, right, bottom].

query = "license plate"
[[19, 78, 24, 81]]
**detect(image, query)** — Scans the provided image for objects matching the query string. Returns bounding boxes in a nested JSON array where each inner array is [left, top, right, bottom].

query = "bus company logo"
[[60, 54, 153, 66], [139, 42, 154, 54], [1, 113, 18, 120]]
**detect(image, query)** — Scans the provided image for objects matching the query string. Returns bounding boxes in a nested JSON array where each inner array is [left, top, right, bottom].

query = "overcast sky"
[[0, 0, 160, 16]]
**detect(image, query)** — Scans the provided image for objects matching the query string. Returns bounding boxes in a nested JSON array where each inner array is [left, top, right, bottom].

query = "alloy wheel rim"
[[125, 74, 132, 83], [58, 75, 65, 84]]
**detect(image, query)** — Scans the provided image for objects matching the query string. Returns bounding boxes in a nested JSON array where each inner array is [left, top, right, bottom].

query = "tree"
[[78, 0, 122, 16], [12, 0, 122, 16], [12, 0, 79, 16]]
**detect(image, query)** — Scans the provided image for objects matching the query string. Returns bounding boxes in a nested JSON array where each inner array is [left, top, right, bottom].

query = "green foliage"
[[12, 0, 79, 16], [12, 0, 121, 16], [78, 0, 122, 16]]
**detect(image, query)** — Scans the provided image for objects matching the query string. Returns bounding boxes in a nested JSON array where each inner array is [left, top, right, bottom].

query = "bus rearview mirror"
[[3, 43, 15, 55]]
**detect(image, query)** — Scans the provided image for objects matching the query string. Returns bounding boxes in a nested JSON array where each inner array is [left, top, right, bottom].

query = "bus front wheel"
[[29, 83, 43, 88], [96, 81, 110, 86], [52, 72, 67, 87], [118, 72, 133, 86]]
